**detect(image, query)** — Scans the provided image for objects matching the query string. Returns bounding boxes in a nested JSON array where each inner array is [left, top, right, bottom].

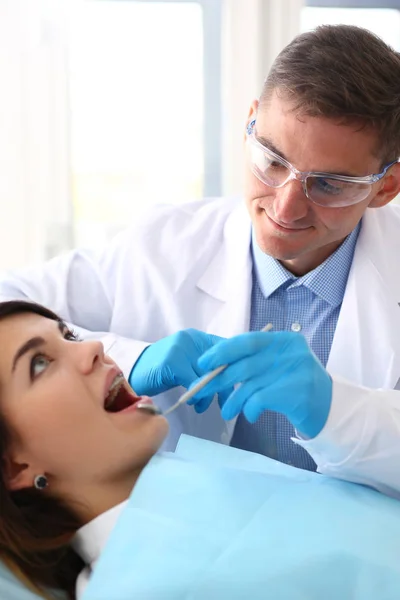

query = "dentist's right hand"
[[188, 331, 333, 438]]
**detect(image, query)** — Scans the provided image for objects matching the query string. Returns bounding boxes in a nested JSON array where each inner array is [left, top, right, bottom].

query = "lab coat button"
[[291, 322, 302, 332]]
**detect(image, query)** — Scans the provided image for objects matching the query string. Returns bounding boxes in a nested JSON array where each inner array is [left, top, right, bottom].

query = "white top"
[[72, 501, 127, 599]]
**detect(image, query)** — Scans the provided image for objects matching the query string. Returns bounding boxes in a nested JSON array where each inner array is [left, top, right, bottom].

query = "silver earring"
[[34, 475, 48, 490]]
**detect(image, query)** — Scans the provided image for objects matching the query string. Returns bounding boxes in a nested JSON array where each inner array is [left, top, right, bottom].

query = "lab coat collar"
[[196, 201, 253, 337], [196, 201, 252, 302], [327, 206, 400, 389]]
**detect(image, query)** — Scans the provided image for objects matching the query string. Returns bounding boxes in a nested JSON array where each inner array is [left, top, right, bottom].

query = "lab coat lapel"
[[196, 202, 253, 338], [327, 208, 400, 389]]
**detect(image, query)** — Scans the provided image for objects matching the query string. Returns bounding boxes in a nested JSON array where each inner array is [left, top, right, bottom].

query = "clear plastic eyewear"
[[246, 120, 398, 208]]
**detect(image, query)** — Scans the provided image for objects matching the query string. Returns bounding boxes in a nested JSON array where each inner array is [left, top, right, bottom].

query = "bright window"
[[67, 1, 206, 246]]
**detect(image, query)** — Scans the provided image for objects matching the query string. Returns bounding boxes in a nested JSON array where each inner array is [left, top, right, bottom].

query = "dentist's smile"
[[264, 210, 313, 233]]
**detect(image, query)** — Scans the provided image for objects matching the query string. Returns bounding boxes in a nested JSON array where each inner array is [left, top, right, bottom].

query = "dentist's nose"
[[273, 180, 309, 224], [74, 339, 105, 374]]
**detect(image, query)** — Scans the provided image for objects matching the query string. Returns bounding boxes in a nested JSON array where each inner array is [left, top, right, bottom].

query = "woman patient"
[[0, 300, 399, 600], [0, 300, 168, 599]]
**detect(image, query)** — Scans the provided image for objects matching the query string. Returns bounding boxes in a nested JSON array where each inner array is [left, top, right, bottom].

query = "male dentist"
[[1, 25, 400, 490]]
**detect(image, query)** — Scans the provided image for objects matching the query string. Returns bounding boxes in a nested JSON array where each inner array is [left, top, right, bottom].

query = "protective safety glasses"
[[246, 120, 398, 208]]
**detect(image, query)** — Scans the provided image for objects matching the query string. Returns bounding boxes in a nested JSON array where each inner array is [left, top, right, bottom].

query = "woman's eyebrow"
[[12, 337, 45, 373], [11, 321, 64, 374]]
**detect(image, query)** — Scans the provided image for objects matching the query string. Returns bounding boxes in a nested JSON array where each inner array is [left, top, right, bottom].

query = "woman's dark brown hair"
[[0, 301, 84, 599], [261, 24, 400, 164]]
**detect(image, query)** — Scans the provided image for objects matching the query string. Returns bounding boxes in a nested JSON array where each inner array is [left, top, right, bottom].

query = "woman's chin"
[[141, 411, 170, 452]]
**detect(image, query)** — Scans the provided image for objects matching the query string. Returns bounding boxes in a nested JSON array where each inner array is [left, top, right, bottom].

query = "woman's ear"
[[370, 162, 400, 208], [2, 455, 35, 491]]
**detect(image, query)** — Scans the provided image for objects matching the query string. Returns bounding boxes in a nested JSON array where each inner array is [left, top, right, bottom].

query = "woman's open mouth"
[[104, 373, 151, 414]]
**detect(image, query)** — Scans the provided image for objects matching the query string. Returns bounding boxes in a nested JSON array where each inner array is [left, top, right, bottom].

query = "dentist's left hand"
[[188, 331, 332, 438], [129, 329, 234, 412]]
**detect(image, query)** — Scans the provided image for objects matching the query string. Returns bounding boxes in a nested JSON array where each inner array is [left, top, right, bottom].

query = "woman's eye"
[[30, 354, 51, 380]]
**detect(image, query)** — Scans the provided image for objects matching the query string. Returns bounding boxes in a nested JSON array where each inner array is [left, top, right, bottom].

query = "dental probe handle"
[[162, 323, 273, 417], [162, 364, 227, 416]]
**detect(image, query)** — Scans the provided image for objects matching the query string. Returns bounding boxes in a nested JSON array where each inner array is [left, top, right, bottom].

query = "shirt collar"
[[72, 500, 128, 566], [252, 221, 361, 307]]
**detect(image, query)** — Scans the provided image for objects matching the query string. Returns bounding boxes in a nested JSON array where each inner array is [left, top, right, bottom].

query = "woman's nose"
[[74, 339, 105, 374], [273, 180, 309, 223]]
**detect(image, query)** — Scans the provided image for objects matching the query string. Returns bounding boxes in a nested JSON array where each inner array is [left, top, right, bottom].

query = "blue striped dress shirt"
[[230, 221, 361, 470]]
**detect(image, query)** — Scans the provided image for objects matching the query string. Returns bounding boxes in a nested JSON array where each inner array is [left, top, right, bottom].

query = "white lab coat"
[[1, 197, 400, 497]]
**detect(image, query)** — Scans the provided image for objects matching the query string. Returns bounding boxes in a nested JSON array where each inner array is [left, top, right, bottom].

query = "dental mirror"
[[136, 403, 162, 415]]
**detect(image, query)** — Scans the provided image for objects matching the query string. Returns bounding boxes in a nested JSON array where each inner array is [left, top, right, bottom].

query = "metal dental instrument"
[[137, 323, 273, 417]]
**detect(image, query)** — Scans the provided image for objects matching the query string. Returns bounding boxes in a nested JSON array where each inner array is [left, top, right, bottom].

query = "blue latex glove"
[[188, 331, 332, 438], [129, 329, 234, 413]]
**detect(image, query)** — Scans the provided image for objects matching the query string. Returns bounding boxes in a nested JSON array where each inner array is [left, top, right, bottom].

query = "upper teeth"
[[110, 373, 123, 391], [105, 374, 124, 408]]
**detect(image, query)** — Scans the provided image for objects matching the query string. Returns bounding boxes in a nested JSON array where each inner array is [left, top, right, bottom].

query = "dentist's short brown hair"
[[261, 24, 400, 164]]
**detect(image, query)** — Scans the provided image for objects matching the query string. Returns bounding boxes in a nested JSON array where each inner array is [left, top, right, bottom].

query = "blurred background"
[[1, 0, 399, 268]]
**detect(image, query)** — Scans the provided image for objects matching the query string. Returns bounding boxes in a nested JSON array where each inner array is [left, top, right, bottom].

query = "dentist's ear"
[[244, 99, 259, 143], [369, 162, 400, 208]]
